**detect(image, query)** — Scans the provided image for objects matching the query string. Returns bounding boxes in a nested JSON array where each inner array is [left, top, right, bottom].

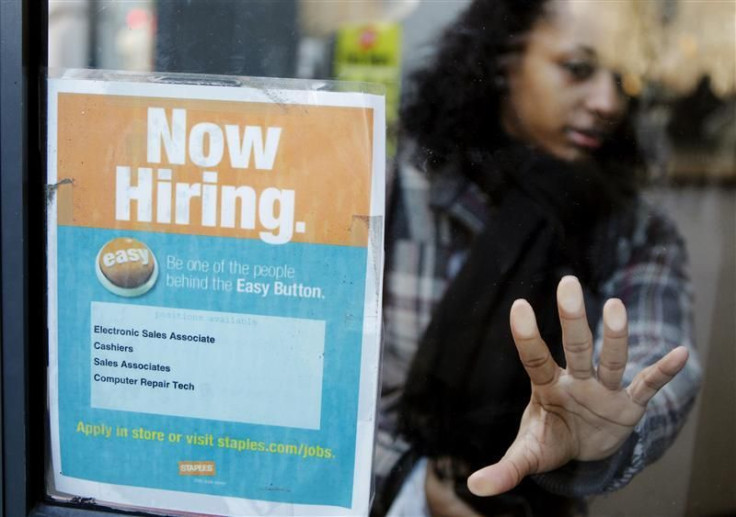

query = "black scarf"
[[397, 146, 634, 515]]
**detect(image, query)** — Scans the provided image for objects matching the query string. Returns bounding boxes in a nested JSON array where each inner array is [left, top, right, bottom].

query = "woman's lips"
[[567, 128, 604, 150]]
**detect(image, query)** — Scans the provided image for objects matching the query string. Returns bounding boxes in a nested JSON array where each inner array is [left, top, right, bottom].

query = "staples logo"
[[179, 461, 216, 476]]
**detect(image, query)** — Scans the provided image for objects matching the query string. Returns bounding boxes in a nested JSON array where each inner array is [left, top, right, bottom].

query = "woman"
[[374, 1, 702, 516]]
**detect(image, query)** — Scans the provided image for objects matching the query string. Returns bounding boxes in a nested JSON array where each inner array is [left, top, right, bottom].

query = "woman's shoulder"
[[388, 155, 435, 242], [606, 194, 690, 294], [626, 195, 688, 255]]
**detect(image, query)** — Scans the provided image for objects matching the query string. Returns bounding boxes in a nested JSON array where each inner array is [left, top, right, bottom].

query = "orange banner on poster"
[[56, 93, 374, 247]]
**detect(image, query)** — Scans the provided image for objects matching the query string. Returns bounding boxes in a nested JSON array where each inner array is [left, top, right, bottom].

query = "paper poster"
[[46, 72, 385, 516]]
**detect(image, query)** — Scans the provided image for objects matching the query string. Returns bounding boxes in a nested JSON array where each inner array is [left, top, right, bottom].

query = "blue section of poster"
[[56, 226, 368, 508]]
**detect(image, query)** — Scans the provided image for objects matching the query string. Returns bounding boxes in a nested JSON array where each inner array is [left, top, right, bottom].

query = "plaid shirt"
[[374, 157, 702, 501]]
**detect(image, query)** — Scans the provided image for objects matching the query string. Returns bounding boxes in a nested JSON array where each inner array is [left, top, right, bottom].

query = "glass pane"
[[46, 1, 735, 516]]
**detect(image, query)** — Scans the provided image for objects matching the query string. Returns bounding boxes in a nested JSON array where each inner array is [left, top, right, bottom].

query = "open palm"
[[467, 275, 689, 496]]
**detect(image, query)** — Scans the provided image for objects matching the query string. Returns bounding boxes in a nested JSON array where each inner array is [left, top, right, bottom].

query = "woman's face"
[[501, 0, 629, 162]]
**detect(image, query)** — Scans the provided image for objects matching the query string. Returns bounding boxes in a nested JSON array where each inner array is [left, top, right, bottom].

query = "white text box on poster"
[[90, 302, 326, 429]]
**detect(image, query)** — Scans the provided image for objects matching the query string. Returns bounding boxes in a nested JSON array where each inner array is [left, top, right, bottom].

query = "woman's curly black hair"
[[400, 0, 643, 188]]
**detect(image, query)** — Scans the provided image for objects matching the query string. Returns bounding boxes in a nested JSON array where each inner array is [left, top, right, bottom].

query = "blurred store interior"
[[48, 1, 734, 516]]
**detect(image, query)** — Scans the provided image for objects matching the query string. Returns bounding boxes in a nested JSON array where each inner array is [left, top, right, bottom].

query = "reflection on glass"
[[47, 1, 735, 516]]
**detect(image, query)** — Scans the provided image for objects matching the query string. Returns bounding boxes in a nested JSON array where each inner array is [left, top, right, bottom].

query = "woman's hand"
[[466, 275, 689, 497]]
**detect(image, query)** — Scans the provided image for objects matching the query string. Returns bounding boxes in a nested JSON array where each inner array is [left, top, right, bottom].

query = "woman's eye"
[[562, 61, 595, 80]]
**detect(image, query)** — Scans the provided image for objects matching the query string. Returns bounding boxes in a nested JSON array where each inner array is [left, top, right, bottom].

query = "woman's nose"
[[585, 70, 625, 121]]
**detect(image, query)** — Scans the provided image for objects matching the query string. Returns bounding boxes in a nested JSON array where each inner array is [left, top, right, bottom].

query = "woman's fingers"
[[557, 276, 594, 379], [598, 298, 629, 390], [468, 438, 539, 497], [467, 455, 529, 497], [626, 346, 689, 406], [510, 299, 558, 386]]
